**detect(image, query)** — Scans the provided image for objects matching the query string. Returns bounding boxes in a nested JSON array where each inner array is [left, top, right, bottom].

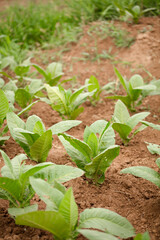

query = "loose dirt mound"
[[0, 17, 160, 240]]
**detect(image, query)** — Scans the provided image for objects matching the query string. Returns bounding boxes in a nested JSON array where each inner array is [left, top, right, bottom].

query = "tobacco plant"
[[15, 177, 135, 240], [7, 112, 81, 162], [112, 100, 150, 145], [85, 75, 115, 104], [32, 62, 64, 86], [59, 120, 120, 183], [0, 150, 53, 208], [121, 158, 160, 188], [107, 68, 156, 111], [0, 150, 84, 215], [45, 84, 94, 120]]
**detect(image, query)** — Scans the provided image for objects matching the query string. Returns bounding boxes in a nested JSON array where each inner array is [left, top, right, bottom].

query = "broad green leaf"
[[86, 75, 100, 93], [46, 62, 63, 79], [6, 112, 25, 138], [0, 150, 13, 178], [141, 121, 160, 131], [14, 128, 39, 146], [78, 229, 119, 240], [90, 120, 108, 134], [32, 64, 48, 79], [33, 121, 45, 135], [70, 107, 84, 120], [74, 91, 95, 108], [145, 142, 160, 155], [16, 211, 70, 239], [15, 89, 31, 108], [114, 100, 130, 123], [0, 177, 21, 202], [129, 74, 144, 89], [99, 123, 115, 151], [106, 95, 131, 109], [30, 130, 52, 162], [49, 120, 81, 135], [30, 177, 64, 210], [17, 100, 39, 116], [59, 133, 92, 165], [28, 79, 43, 95], [79, 208, 135, 238], [85, 145, 120, 183], [34, 165, 84, 184], [26, 115, 45, 132], [8, 204, 38, 217], [14, 66, 30, 76], [121, 166, 160, 188], [0, 89, 9, 121], [45, 84, 67, 114], [114, 68, 127, 92], [70, 86, 86, 104], [135, 85, 156, 91], [127, 112, 150, 129], [59, 188, 78, 231], [112, 123, 132, 142], [20, 162, 53, 187], [3, 80, 17, 92], [86, 132, 98, 157]]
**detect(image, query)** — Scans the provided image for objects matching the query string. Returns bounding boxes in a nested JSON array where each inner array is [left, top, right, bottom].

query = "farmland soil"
[[0, 12, 160, 240]]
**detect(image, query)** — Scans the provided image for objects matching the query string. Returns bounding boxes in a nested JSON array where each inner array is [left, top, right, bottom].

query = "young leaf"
[[126, 112, 150, 129], [8, 204, 38, 217], [0, 89, 9, 121], [121, 166, 160, 188], [114, 67, 127, 92], [145, 142, 160, 155], [7, 112, 25, 138], [30, 130, 52, 162], [59, 188, 78, 231], [26, 115, 46, 133], [15, 89, 31, 108], [141, 121, 160, 131], [79, 208, 135, 238], [114, 100, 130, 123]]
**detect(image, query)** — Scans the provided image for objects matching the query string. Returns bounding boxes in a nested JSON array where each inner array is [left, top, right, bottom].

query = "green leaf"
[[33, 121, 45, 135], [114, 100, 130, 123], [30, 177, 64, 210], [58, 133, 92, 166], [99, 123, 115, 151], [32, 64, 48, 79], [70, 107, 84, 120], [86, 132, 98, 157], [0, 89, 9, 121], [0, 150, 13, 178], [8, 204, 38, 217], [141, 121, 160, 131], [14, 128, 39, 146], [156, 158, 160, 168], [112, 123, 132, 142], [20, 162, 53, 187], [85, 145, 120, 183], [6, 112, 25, 139], [70, 86, 86, 104], [114, 68, 127, 92], [79, 208, 135, 238], [15, 89, 31, 108], [78, 229, 119, 240], [0, 177, 21, 203], [0, 136, 10, 146], [59, 188, 78, 231], [49, 120, 81, 135], [18, 101, 39, 116], [26, 115, 45, 132], [28, 80, 43, 95], [30, 130, 52, 162], [106, 95, 131, 109], [126, 112, 150, 129], [16, 211, 70, 239], [134, 232, 150, 240], [86, 75, 100, 93], [45, 84, 67, 115], [34, 165, 84, 184], [145, 142, 160, 155], [121, 166, 160, 188]]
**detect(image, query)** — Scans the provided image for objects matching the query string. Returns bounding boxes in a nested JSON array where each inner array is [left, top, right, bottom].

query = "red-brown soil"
[[0, 14, 160, 240]]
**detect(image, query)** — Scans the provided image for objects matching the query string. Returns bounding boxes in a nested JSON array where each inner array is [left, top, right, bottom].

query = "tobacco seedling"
[[59, 120, 120, 183], [0, 150, 53, 208], [7, 112, 81, 162], [145, 142, 160, 155], [107, 68, 156, 111], [45, 84, 94, 120], [121, 158, 160, 188], [85, 75, 115, 104], [112, 100, 150, 145], [0, 89, 10, 145], [15, 177, 135, 240], [32, 62, 64, 86]]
